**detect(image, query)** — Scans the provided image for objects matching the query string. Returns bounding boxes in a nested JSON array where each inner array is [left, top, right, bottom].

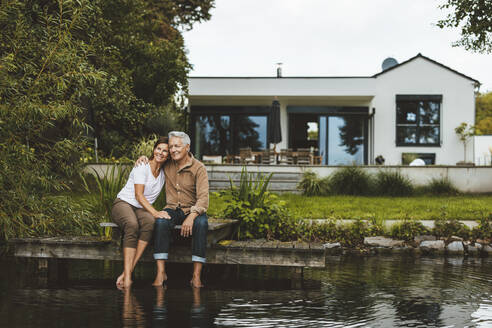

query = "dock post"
[[37, 258, 48, 287], [291, 267, 304, 289]]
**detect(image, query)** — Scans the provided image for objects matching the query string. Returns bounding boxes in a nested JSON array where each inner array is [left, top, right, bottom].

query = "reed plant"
[[374, 170, 413, 197], [81, 165, 131, 220], [228, 166, 273, 208], [221, 167, 288, 239], [420, 177, 460, 195], [297, 170, 329, 196], [329, 166, 373, 195]]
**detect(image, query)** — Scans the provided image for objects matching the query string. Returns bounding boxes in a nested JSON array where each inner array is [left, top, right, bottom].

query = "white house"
[[188, 54, 479, 165]]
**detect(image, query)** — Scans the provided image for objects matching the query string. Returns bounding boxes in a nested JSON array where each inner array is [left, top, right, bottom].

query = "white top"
[[117, 163, 165, 208]]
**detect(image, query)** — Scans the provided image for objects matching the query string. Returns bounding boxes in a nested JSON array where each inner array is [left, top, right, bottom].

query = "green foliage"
[[455, 122, 475, 163], [0, 0, 103, 241], [81, 165, 131, 220], [437, 0, 492, 53], [475, 91, 492, 135], [390, 220, 430, 241], [0, 0, 212, 240], [131, 134, 159, 161], [229, 167, 273, 209], [221, 167, 288, 239], [0, 195, 98, 241], [297, 170, 329, 196], [433, 218, 471, 239], [330, 166, 373, 196], [421, 177, 460, 195], [337, 219, 371, 247], [471, 215, 492, 240], [374, 170, 413, 197]]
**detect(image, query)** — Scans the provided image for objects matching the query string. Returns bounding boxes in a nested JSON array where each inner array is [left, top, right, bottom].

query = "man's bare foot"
[[116, 272, 124, 287], [152, 272, 167, 286], [190, 275, 204, 288]]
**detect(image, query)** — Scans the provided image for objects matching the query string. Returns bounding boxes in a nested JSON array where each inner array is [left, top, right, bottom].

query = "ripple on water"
[[2, 257, 492, 328]]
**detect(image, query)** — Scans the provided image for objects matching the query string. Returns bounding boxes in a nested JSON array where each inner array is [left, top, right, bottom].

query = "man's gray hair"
[[168, 131, 191, 146]]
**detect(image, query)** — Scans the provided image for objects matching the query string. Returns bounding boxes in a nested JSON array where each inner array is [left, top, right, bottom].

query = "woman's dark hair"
[[149, 136, 169, 160]]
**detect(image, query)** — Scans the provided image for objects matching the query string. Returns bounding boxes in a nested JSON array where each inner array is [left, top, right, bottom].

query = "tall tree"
[[0, 0, 214, 240], [476, 91, 492, 135], [437, 0, 492, 53]]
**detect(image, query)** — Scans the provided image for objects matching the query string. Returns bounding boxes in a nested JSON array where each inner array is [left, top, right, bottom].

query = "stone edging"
[[322, 235, 492, 257]]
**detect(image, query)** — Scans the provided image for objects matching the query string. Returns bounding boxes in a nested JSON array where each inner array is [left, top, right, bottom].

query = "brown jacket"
[[164, 153, 209, 215]]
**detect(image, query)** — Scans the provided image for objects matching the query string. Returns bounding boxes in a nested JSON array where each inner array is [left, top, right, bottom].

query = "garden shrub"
[[422, 177, 460, 195], [390, 219, 430, 241], [433, 218, 470, 239], [330, 166, 373, 196], [337, 219, 370, 247], [471, 215, 492, 240], [297, 170, 329, 196], [221, 167, 288, 239], [374, 170, 413, 196]]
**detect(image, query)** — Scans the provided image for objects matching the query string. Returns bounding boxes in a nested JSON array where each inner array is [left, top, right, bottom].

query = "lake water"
[[1, 256, 491, 327]]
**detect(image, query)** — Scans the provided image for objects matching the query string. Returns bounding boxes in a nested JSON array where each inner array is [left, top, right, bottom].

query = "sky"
[[183, 0, 492, 92]]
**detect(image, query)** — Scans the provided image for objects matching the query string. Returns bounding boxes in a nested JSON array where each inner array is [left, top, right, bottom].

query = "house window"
[[396, 95, 441, 146], [192, 112, 268, 159]]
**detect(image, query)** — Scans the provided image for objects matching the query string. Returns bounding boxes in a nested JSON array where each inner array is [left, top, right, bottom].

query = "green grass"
[[208, 192, 492, 221]]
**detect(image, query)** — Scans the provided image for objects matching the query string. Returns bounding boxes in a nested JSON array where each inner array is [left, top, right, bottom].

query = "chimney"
[[276, 62, 283, 78]]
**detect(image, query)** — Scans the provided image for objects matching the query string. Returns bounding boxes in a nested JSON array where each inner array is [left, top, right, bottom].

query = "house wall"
[[372, 57, 476, 165], [474, 135, 492, 165], [189, 57, 477, 165]]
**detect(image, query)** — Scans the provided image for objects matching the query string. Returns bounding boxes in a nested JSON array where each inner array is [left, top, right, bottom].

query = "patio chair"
[[239, 147, 255, 164], [296, 148, 311, 165], [278, 148, 294, 165], [260, 149, 276, 165]]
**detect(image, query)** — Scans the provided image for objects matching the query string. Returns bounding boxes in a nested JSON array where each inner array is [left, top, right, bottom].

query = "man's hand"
[[153, 211, 170, 219], [181, 213, 197, 237], [135, 156, 149, 167]]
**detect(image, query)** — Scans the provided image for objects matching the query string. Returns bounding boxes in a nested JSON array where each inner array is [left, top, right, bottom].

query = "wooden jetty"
[[10, 218, 326, 268]]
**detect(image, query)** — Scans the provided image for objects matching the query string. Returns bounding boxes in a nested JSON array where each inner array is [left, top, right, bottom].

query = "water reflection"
[[122, 289, 145, 328], [152, 286, 168, 326], [1, 258, 492, 327]]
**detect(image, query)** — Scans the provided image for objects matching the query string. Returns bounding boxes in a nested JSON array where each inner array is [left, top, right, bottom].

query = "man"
[[138, 131, 209, 288]]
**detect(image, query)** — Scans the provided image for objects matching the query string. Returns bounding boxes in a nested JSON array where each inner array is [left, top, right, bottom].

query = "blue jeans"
[[153, 208, 208, 263]]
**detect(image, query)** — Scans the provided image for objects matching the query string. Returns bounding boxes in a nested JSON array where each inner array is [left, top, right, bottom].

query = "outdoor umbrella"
[[268, 99, 282, 149]]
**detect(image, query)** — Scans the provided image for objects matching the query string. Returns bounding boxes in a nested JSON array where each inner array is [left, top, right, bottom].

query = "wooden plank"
[[261, 240, 279, 249], [277, 241, 295, 249], [309, 242, 325, 250], [10, 237, 326, 267], [100, 218, 237, 231], [293, 241, 310, 249]]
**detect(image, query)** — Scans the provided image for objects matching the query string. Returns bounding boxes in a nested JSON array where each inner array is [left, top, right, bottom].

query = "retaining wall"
[[84, 164, 492, 193]]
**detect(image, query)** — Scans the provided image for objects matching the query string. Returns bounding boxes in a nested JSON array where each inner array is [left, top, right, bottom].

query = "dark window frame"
[[395, 95, 442, 147], [190, 106, 270, 157]]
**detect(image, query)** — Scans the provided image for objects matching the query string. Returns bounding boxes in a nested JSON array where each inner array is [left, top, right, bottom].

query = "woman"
[[111, 136, 170, 289]]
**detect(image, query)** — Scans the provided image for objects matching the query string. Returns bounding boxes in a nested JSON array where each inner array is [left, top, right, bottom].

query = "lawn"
[[208, 193, 492, 221]]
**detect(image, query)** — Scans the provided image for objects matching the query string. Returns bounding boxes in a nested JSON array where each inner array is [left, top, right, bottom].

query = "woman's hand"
[[154, 210, 171, 219], [135, 156, 149, 167]]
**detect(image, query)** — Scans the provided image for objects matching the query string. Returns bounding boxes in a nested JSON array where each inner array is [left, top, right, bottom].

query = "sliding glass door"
[[319, 116, 367, 165]]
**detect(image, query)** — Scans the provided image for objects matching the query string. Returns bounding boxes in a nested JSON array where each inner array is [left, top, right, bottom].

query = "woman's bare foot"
[[152, 272, 167, 286], [116, 272, 124, 287], [123, 276, 133, 289]]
